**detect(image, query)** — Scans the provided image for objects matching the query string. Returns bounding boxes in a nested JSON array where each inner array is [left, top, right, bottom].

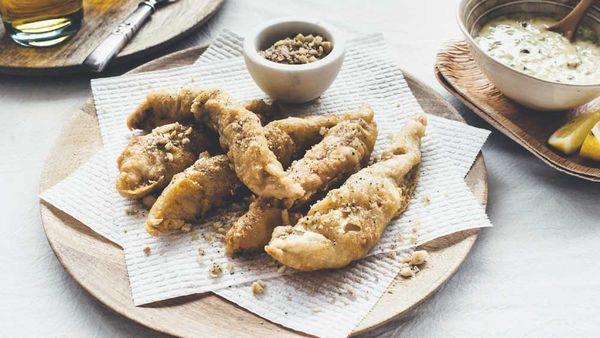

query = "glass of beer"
[[0, 0, 83, 47]]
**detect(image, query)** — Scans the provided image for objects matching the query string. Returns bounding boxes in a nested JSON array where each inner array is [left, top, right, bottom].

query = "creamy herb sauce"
[[476, 15, 600, 85]]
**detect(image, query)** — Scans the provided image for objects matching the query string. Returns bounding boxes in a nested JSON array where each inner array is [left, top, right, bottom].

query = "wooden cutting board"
[[436, 41, 600, 182], [0, 0, 223, 75], [39, 46, 488, 337]]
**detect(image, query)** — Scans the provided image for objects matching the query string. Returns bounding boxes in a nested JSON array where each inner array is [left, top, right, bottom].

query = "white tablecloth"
[[1, 0, 599, 337]]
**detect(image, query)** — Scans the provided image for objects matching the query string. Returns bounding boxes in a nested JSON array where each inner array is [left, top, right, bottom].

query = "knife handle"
[[83, 1, 156, 72]]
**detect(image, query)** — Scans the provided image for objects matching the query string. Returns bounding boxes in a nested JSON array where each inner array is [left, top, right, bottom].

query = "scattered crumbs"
[[311, 307, 321, 313], [399, 266, 415, 278], [411, 226, 418, 233], [410, 235, 418, 244], [196, 255, 204, 265], [190, 231, 199, 241], [410, 250, 429, 265], [141, 195, 157, 209], [226, 262, 235, 274], [208, 262, 223, 278], [180, 223, 192, 233], [346, 286, 357, 299], [143, 246, 151, 256], [125, 207, 138, 216], [387, 251, 397, 259], [251, 280, 266, 295], [277, 265, 287, 274], [421, 195, 430, 204]]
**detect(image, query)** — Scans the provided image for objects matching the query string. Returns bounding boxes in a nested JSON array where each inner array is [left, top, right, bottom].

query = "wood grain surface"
[[0, 0, 223, 75], [39, 46, 488, 337], [436, 41, 600, 182]]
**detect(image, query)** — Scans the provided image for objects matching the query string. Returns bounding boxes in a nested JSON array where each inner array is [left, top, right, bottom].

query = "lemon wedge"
[[580, 121, 600, 161], [548, 110, 600, 155]]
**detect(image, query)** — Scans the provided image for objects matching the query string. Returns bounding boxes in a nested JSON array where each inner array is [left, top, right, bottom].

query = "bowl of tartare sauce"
[[458, 0, 600, 111]]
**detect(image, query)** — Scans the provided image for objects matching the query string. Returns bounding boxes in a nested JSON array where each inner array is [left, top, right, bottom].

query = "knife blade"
[[83, 0, 175, 73]]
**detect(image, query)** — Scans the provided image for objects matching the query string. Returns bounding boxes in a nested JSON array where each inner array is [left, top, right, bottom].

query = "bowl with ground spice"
[[243, 17, 345, 103]]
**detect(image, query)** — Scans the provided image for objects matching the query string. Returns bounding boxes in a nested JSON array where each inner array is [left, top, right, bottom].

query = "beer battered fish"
[[145, 152, 242, 236], [266, 115, 427, 271], [146, 109, 373, 235], [226, 114, 378, 255], [191, 89, 304, 200], [116, 123, 218, 199], [127, 87, 279, 131]]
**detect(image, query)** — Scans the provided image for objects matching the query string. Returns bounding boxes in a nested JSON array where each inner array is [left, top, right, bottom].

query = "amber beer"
[[0, 0, 83, 47]]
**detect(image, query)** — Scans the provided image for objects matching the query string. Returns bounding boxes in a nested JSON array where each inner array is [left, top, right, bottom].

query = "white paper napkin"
[[41, 32, 491, 338]]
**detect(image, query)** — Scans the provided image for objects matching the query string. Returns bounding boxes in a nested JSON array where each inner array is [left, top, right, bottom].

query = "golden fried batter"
[[266, 115, 427, 271], [127, 88, 279, 131], [226, 108, 377, 255], [146, 152, 243, 236], [116, 123, 217, 198], [191, 89, 303, 200]]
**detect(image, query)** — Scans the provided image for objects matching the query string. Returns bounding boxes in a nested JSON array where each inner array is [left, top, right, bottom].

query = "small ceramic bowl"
[[458, 0, 600, 111], [243, 17, 345, 103]]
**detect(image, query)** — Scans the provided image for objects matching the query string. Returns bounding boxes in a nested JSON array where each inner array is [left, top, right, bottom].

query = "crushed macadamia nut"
[[259, 33, 333, 64], [251, 280, 266, 295], [410, 250, 429, 265], [209, 262, 223, 278], [399, 266, 415, 278]]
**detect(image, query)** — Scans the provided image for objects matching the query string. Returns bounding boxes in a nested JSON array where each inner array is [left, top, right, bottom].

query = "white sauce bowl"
[[458, 0, 600, 111], [243, 17, 345, 104]]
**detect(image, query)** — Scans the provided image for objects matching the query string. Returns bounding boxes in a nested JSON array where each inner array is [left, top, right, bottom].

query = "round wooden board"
[[0, 0, 223, 76], [39, 46, 488, 337]]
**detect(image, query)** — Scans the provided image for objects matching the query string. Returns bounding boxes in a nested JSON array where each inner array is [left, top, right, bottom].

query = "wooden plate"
[[0, 0, 223, 76], [436, 41, 600, 182], [39, 46, 488, 337]]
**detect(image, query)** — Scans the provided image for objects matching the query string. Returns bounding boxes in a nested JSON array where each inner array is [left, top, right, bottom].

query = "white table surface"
[[1, 0, 599, 337]]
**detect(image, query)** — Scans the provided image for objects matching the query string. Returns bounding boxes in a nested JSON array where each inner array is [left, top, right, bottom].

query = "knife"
[[83, 0, 176, 73]]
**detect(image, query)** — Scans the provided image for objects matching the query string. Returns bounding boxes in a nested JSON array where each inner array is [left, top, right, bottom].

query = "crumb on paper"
[[421, 195, 430, 204], [346, 286, 357, 299], [180, 223, 192, 233], [196, 255, 204, 265], [209, 262, 223, 278], [126, 207, 138, 216], [411, 226, 418, 233], [399, 266, 415, 278], [251, 280, 266, 295], [277, 265, 287, 274], [312, 308, 321, 313], [410, 250, 429, 265], [143, 246, 151, 256], [387, 251, 397, 259], [226, 262, 234, 274], [141, 195, 157, 209], [410, 235, 418, 244]]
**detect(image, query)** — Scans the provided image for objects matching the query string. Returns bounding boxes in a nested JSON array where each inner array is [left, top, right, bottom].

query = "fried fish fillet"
[[116, 123, 218, 198], [226, 115, 378, 255], [266, 115, 427, 271], [145, 109, 372, 235], [127, 87, 280, 131], [191, 89, 304, 200], [146, 152, 242, 236]]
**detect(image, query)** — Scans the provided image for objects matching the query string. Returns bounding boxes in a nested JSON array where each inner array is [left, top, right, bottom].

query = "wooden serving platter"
[[39, 46, 488, 337], [436, 41, 600, 182], [0, 0, 223, 76]]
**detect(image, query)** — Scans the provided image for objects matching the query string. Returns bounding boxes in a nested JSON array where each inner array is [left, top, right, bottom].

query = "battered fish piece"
[[226, 116, 378, 255], [266, 115, 427, 271], [146, 109, 373, 236], [116, 123, 217, 198], [146, 152, 242, 236], [127, 87, 279, 131], [191, 89, 303, 200]]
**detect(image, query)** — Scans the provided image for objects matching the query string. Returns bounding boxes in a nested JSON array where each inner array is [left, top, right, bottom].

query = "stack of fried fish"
[[117, 88, 426, 271]]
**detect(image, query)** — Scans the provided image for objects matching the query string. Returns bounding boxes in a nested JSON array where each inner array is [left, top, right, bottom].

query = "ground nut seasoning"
[[259, 33, 333, 64]]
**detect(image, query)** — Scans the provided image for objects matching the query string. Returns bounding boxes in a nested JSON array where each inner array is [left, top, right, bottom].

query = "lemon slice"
[[548, 110, 600, 155], [580, 121, 600, 161]]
